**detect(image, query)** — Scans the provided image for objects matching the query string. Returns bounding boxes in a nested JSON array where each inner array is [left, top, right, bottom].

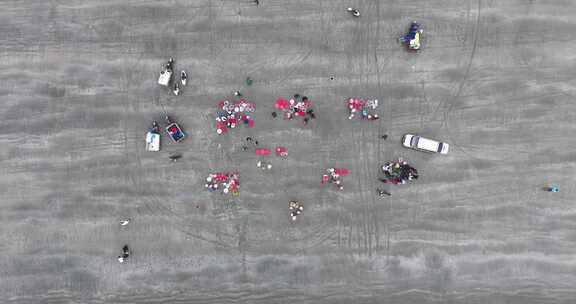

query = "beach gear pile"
[[275, 146, 288, 157], [255, 146, 288, 157], [157, 58, 186, 96], [347, 98, 379, 120], [117, 245, 130, 263], [254, 146, 288, 170], [215, 99, 256, 134], [381, 159, 418, 184], [205, 172, 240, 196], [322, 167, 350, 190], [289, 201, 304, 221], [256, 160, 273, 170], [274, 94, 315, 122], [400, 21, 423, 51]]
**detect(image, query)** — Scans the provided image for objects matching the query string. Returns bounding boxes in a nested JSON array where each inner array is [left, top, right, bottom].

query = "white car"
[[145, 131, 160, 152], [158, 69, 172, 86], [402, 134, 449, 154], [158, 58, 174, 86]]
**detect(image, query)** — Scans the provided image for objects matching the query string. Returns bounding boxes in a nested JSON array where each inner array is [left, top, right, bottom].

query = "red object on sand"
[[216, 99, 256, 134], [255, 148, 271, 155], [213, 173, 228, 182], [216, 121, 227, 133], [275, 146, 287, 156], [348, 98, 363, 110], [322, 174, 330, 184], [275, 98, 290, 110], [334, 168, 350, 176]]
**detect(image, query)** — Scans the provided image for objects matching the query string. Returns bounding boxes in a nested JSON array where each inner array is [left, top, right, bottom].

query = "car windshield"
[[411, 136, 419, 146], [437, 143, 443, 152]]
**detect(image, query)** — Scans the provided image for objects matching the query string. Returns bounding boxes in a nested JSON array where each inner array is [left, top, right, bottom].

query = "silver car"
[[402, 134, 449, 154]]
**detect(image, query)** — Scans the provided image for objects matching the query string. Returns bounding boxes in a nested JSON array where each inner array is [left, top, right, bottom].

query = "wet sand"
[[1, 0, 576, 303]]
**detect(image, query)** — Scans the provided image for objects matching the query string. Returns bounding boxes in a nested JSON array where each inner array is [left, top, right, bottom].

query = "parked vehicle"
[[158, 58, 174, 86], [165, 116, 186, 143], [402, 134, 449, 154], [145, 121, 160, 152]]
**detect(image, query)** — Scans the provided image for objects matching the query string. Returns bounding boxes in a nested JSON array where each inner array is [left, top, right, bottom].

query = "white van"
[[402, 134, 449, 154]]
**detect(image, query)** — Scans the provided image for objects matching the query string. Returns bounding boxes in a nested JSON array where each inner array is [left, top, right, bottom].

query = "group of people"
[[347, 97, 379, 121], [205, 172, 241, 196], [254, 146, 288, 170], [322, 168, 350, 190], [289, 201, 304, 221], [117, 219, 131, 263], [159, 58, 187, 96], [215, 99, 256, 135], [273, 94, 316, 124], [380, 159, 418, 185], [117, 245, 130, 263]]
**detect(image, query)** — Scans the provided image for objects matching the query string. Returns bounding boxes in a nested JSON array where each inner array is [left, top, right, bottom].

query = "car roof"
[[417, 137, 440, 151]]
